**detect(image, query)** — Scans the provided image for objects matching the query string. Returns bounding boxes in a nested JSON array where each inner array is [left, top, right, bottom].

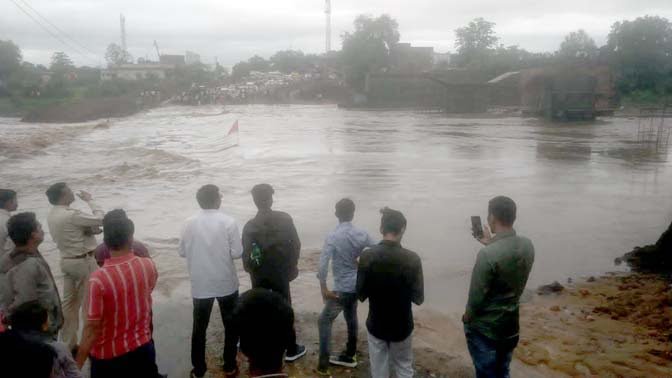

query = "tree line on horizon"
[[233, 14, 672, 103], [1, 13, 671, 108]]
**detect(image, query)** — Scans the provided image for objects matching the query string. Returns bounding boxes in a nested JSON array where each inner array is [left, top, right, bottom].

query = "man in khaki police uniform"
[[46, 182, 104, 351]]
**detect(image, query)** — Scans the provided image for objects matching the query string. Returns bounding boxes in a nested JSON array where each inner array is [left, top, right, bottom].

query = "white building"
[[101, 64, 174, 81]]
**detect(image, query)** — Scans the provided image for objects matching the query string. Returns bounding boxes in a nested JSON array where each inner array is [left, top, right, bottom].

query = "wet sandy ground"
[[35, 237, 672, 377], [516, 273, 672, 377], [151, 249, 547, 378], [157, 252, 672, 377]]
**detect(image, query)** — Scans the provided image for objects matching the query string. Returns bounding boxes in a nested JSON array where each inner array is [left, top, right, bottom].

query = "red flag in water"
[[228, 120, 239, 136]]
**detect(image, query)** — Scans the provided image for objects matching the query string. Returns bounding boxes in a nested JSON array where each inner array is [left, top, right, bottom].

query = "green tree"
[[169, 62, 214, 89], [270, 50, 310, 73], [6, 62, 42, 96], [247, 55, 270, 72], [50, 52, 74, 74], [46, 52, 74, 98], [557, 30, 598, 60], [214, 63, 229, 79], [230, 55, 271, 82], [487, 45, 546, 74], [105, 43, 132, 66], [454, 18, 499, 67], [341, 14, 400, 89], [0, 40, 22, 80], [606, 16, 672, 96], [231, 61, 251, 81], [73, 66, 101, 88], [352, 14, 400, 50]]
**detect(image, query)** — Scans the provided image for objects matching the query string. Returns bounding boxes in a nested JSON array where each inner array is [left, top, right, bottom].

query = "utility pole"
[[325, 0, 331, 53], [120, 14, 128, 62]]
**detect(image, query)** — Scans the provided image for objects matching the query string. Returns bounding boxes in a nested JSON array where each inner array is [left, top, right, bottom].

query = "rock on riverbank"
[[616, 221, 672, 273]]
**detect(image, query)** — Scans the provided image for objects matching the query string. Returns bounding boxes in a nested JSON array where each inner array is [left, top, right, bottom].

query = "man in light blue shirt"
[[316, 198, 376, 375]]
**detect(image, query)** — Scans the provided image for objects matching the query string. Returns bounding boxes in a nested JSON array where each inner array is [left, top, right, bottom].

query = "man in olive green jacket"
[[463, 196, 534, 378]]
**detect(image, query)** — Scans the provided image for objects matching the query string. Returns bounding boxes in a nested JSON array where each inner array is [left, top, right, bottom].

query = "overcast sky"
[[2, 0, 671, 67]]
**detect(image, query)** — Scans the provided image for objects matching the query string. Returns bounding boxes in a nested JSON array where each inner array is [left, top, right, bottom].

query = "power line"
[[8, 0, 98, 64], [16, 0, 102, 60], [8, 0, 101, 66]]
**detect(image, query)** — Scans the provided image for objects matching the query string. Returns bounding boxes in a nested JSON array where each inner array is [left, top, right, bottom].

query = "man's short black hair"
[[7, 212, 39, 246], [45, 182, 67, 205], [103, 209, 134, 250], [0, 189, 16, 208], [335, 198, 355, 222], [251, 183, 274, 209], [196, 184, 220, 209], [9, 300, 48, 332], [488, 196, 517, 226], [380, 207, 407, 235], [234, 289, 294, 372]]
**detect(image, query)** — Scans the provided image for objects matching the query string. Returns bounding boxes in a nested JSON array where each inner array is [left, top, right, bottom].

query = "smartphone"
[[471, 216, 484, 239]]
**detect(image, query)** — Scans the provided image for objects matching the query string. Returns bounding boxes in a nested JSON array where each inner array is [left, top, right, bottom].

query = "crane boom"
[[154, 40, 161, 62]]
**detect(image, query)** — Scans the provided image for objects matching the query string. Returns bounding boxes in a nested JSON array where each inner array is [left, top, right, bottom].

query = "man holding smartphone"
[[46, 182, 104, 351], [463, 196, 535, 378]]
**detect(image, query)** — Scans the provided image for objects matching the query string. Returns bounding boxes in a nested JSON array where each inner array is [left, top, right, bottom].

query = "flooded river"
[[1, 105, 671, 374]]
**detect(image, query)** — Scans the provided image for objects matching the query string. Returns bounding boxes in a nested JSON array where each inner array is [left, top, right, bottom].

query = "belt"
[[63, 251, 94, 259]]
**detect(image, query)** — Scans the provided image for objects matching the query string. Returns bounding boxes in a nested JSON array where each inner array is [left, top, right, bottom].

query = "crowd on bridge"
[[0, 183, 534, 378]]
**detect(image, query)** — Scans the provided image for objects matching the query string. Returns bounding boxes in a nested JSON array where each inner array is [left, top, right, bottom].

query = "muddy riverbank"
[[195, 256, 672, 377], [20, 97, 142, 123], [196, 249, 546, 378], [518, 273, 672, 376]]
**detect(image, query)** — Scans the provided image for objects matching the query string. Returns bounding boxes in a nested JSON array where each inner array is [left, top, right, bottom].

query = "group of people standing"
[[0, 182, 534, 378], [0, 184, 160, 378]]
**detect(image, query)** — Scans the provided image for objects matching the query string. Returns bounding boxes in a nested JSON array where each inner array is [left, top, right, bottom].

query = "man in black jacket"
[[357, 207, 424, 378], [242, 183, 306, 362]]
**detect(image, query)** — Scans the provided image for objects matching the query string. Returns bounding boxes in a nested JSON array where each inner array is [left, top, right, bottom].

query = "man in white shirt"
[[45, 182, 104, 351], [179, 184, 243, 378], [0, 189, 18, 257]]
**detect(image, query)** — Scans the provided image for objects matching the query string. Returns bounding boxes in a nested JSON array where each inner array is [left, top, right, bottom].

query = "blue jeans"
[[318, 292, 358, 368], [464, 326, 519, 378]]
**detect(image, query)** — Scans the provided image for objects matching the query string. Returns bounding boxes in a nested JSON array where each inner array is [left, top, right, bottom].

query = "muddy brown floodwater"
[[1, 105, 671, 376]]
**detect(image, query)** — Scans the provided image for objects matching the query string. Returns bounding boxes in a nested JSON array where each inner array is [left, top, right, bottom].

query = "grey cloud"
[[2, 0, 670, 66]]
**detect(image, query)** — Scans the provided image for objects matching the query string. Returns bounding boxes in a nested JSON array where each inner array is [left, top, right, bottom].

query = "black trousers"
[[90, 341, 160, 378], [250, 277, 298, 354], [192, 291, 239, 376]]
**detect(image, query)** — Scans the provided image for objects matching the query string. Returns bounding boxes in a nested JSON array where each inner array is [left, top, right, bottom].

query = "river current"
[[1, 103, 671, 319]]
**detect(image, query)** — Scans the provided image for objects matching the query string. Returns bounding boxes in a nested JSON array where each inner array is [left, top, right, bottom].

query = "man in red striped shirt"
[[75, 210, 161, 378]]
